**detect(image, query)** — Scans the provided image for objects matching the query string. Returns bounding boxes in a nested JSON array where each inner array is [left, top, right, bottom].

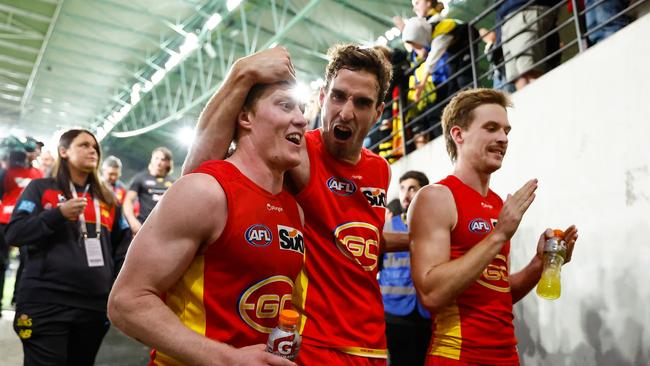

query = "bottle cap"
[[279, 309, 300, 326], [553, 229, 565, 238]]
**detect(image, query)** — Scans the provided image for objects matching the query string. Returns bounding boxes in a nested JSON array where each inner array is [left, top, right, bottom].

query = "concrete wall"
[[388, 13, 650, 366]]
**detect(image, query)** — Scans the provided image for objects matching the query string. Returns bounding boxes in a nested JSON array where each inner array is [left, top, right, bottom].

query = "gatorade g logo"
[[245, 224, 273, 247], [333, 222, 380, 271], [361, 187, 387, 208], [239, 276, 294, 333], [327, 177, 356, 196], [468, 218, 492, 234], [477, 254, 510, 292], [278, 225, 305, 254], [271, 334, 297, 356]]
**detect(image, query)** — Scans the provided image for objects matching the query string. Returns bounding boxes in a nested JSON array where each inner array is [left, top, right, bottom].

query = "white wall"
[[389, 13, 650, 366]]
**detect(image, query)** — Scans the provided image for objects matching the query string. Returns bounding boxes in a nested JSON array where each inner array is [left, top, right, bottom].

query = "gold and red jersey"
[[150, 160, 305, 366], [428, 175, 518, 365], [294, 129, 390, 360]]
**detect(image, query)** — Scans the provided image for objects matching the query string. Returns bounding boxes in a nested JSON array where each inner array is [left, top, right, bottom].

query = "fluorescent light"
[[178, 126, 195, 147], [151, 69, 166, 85], [180, 33, 199, 55], [203, 43, 217, 59], [42, 97, 53, 103], [227, 0, 243, 12], [165, 52, 181, 70], [205, 13, 222, 30], [376, 36, 388, 46], [268, 42, 278, 49]]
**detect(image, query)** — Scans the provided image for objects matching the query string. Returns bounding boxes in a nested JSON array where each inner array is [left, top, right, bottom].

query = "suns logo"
[[468, 218, 492, 234], [277, 225, 305, 254], [238, 276, 295, 333], [326, 177, 356, 196], [361, 187, 386, 208], [244, 224, 273, 247], [477, 254, 510, 292], [333, 222, 380, 271]]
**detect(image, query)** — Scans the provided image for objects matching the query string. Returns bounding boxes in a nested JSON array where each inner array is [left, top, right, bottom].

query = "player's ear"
[[238, 109, 253, 132]]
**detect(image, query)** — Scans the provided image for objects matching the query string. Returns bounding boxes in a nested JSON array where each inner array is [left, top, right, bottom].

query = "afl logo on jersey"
[[239, 276, 295, 333], [327, 177, 357, 196], [245, 224, 273, 247], [468, 218, 492, 233], [361, 187, 386, 208]]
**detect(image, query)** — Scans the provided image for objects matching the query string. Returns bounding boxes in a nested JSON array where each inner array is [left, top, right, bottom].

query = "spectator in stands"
[[123, 147, 174, 235], [380, 170, 431, 366], [479, 28, 516, 92], [372, 45, 410, 162], [102, 156, 127, 205], [585, 0, 631, 45], [394, 0, 446, 30], [498, 0, 562, 90]]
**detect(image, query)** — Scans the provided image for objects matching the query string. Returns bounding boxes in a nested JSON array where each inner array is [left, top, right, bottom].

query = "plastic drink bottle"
[[266, 309, 301, 360], [536, 229, 567, 300]]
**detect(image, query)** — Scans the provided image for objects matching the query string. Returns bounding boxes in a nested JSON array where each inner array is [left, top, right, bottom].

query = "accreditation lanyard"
[[69, 182, 104, 267], [69, 182, 101, 239]]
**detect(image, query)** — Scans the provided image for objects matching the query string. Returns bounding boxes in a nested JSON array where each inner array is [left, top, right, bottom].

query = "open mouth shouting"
[[333, 125, 353, 141]]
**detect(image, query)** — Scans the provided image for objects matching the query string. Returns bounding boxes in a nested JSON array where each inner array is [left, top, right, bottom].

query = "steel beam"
[[0, 3, 53, 24], [111, 0, 323, 138], [0, 54, 33, 68], [0, 39, 40, 55]]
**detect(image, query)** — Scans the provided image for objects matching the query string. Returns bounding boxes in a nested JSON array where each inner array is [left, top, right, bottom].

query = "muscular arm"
[[409, 185, 509, 312], [410, 180, 537, 312], [182, 47, 296, 175], [107, 173, 247, 365]]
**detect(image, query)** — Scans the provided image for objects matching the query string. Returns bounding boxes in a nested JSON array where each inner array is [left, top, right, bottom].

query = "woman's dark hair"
[[53, 129, 116, 207]]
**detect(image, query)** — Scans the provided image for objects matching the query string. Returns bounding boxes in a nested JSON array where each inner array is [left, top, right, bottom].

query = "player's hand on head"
[[240, 46, 296, 85], [495, 179, 537, 241], [228, 344, 297, 366]]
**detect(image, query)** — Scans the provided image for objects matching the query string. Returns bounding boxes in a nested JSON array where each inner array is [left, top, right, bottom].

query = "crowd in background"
[[364, 0, 637, 164]]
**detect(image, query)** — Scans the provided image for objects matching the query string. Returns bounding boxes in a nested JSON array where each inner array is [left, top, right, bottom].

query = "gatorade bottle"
[[266, 309, 301, 360], [536, 229, 567, 300]]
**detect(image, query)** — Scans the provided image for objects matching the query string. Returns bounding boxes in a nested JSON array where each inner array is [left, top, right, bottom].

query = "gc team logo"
[[468, 218, 492, 234], [239, 276, 294, 333], [361, 187, 386, 208], [245, 224, 273, 247], [476, 254, 510, 292], [333, 222, 380, 271], [326, 177, 357, 196]]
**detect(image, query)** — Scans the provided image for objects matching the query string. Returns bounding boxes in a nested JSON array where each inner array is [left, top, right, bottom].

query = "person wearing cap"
[[409, 89, 579, 365]]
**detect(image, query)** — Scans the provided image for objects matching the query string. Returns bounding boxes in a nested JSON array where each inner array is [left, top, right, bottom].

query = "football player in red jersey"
[[182, 45, 404, 365], [408, 88, 579, 366], [108, 78, 306, 366]]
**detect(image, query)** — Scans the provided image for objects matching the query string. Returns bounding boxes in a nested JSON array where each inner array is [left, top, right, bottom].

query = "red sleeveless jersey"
[[150, 160, 305, 365], [294, 129, 390, 359], [428, 175, 518, 365]]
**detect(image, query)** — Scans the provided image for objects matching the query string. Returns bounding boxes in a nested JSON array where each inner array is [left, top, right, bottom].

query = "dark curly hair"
[[324, 44, 392, 104]]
